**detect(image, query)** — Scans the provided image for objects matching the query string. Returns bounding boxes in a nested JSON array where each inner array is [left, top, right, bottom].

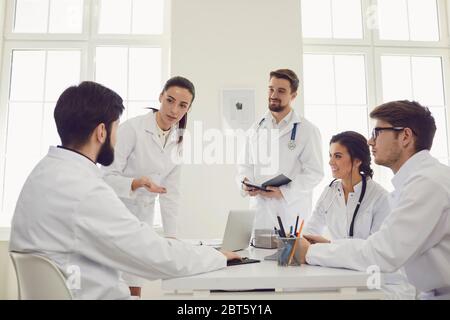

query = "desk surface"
[[162, 247, 376, 292]]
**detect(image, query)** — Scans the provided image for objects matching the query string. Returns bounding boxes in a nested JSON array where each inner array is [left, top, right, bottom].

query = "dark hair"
[[369, 100, 436, 152], [269, 69, 300, 93], [161, 76, 195, 144], [330, 131, 373, 178], [54, 81, 124, 148]]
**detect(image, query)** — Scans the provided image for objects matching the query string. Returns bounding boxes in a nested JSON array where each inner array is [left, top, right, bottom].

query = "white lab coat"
[[306, 150, 450, 298], [237, 109, 324, 230], [304, 178, 390, 239], [9, 146, 226, 300], [102, 110, 181, 238], [304, 178, 416, 299]]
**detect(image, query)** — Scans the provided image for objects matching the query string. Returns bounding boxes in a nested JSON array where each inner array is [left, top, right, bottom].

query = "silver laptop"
[[220, 210, 255, 251]]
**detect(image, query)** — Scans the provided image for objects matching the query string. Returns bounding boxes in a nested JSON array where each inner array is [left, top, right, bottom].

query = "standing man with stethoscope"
[[237, 69, 324, 231]]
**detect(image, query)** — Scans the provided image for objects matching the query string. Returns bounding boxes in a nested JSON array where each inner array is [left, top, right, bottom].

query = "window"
[[13, 0, 84, 34], [95, 46, 161, 120], [98, 0, 164, 35], [380, 54, 448, 163], [301, 0, 450, 197], [1, 49, 81, 223], [0, 0, 168, 227], [304, 53, 369, 173], [301, 0, 364, 39], [377, 0, 440, 41]]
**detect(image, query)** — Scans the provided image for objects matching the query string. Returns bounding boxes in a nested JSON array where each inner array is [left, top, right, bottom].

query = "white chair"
[[9, 251, 73, 300]]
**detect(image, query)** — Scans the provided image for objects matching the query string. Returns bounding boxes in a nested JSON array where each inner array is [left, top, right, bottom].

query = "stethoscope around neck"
[[257, 118, 298, 150], [323, 175, 367, 238]]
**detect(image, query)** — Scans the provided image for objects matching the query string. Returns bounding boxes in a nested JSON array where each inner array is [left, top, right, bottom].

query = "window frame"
[[301, 0, 450, 194], [0, 0, 170, 233]]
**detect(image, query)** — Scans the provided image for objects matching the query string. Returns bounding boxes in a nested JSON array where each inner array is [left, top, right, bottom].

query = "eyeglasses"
[[370, 127, 406, 141]]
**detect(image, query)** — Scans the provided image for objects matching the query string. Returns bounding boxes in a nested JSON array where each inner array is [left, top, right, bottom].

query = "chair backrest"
[[9, 252, 73, 300]]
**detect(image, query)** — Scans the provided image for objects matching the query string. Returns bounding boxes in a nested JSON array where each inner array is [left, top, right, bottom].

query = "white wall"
[[171, 0, 303, 238]]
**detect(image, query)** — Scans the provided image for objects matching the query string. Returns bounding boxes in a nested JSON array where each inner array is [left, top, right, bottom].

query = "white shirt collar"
[[391, 150, 431, 190], [145, 110, 178, 142], [260, 109, 301, 128], [270, 109, 293, 127], [337, 177, 369, 194]]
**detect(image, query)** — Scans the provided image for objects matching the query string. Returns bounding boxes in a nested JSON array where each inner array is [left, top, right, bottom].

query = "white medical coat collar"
[[270, 109, 293, 126], [143, 110, 179, 146], [391, 150, 431, 190], [49, 146, 101, 177], [334, 177, 369, 194], [260, 109, 301, 138]]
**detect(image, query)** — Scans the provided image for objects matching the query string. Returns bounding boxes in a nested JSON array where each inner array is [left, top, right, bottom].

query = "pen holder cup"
[[276, 237, 301, 267]]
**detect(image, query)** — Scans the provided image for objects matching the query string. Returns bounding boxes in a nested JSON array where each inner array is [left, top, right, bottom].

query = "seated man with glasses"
[[298, 100, 450, 300], [371, 126, 416, 142]]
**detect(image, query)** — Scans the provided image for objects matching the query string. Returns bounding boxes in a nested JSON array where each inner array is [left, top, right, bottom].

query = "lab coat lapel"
[[144, 111, 164, 151]]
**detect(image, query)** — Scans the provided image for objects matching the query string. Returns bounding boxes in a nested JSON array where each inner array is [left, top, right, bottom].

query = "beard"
[[268, 99, 287, 113], [373, 147, 401, 169], [97, 134, 115, 166]]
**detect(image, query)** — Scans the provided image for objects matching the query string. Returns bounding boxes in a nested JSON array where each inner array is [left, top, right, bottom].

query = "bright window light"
[[95, 46, 162, 119], [381, 55, 448, 163], [377, 0, 440, 41], [301, 0, 363, 39], [98, 0, 164, 34], [13, 0, 83, 33], [2, 50, 81, 226], [304, 53, 369, 201]]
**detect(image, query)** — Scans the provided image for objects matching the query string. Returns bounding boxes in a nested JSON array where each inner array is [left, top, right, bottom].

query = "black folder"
[[242, 174, 292, 191]]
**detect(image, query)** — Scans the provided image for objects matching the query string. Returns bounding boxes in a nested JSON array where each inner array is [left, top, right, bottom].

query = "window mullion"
[[329, 0, 334, 39], [331, 55, 338, 133], [46, 0, 52, 34], [40, 50, 49, 155], [129, 0, 134, 35], [126, 46, 131, 118], [409, 56, 415, 101]]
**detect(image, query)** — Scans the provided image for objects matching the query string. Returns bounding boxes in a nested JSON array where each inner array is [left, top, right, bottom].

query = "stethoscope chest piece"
[[288, 140, 296, 150]]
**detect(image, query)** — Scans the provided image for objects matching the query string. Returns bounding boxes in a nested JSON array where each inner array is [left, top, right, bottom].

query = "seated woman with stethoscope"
[[303, 131, 388, 241], [303, 131, 416, 299]]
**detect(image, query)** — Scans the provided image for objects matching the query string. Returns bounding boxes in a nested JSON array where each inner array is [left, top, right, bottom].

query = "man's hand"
[[259, 186, 284, 199], [220, 250, 242, 261], [298, 237, 311, 264], [303, 234, 331, 244], [242, 177, 260, 197], [132, 176, 167, 194]]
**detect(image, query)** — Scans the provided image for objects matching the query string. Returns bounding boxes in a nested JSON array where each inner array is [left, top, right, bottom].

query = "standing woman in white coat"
[[102, 76, 194, 297], [303, 131, 415, 299]]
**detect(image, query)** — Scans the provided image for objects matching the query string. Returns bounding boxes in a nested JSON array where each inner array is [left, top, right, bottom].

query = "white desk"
[[161, 247, 385, 300]]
